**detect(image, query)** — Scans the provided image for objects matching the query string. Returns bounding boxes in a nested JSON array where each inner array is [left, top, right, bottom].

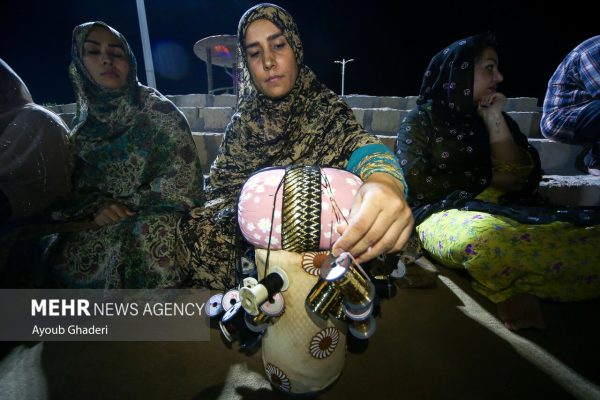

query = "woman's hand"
[[94, 201, 135, 227], [477, 92, 507, 121], [331, 172, 414, 264]]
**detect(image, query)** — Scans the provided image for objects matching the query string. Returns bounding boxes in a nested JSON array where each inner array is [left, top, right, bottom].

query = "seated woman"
[[178, 3, 413, 290], [46, 22, 204, 288], [0, 58, 70, 225], [395, 34, 600, 330]]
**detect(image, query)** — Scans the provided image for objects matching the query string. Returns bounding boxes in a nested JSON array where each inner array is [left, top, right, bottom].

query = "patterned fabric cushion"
[[238, 166, 362, 251]]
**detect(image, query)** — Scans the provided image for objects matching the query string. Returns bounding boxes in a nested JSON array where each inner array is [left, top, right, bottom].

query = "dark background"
[[0, 0, 597, 105]]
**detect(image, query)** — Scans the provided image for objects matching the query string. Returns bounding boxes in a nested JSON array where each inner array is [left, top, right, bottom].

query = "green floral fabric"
[[47, 22, 204, 288]]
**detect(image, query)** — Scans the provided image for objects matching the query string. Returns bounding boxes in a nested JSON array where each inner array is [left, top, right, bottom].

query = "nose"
[[262, 50, 276, 71], [101, 53, 113, 66], [495, 69, 504, 83]]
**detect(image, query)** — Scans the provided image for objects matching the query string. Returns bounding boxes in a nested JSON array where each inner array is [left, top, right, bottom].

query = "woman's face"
[[244, 19, 298, 99], [82, 27, 130, 90], [473, 47, 504, 103]]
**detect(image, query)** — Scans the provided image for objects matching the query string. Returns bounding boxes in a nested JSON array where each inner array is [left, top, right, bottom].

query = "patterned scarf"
[[61, 21, 203, 219], [397, 35, 542, 213], [207, 3, 378, 212], [417, 37, 477, 121]]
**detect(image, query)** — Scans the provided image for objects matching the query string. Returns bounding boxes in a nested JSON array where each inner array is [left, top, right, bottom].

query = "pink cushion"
[[238, 167, 362, 250]]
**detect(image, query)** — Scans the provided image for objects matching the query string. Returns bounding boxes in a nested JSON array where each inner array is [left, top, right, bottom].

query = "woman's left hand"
[[332, 172, 414, 263]]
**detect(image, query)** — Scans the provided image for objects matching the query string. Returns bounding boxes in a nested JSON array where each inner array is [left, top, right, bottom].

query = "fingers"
[[479, 92, 507, 111], [332, 202, 381, 257], [331, 178, 414, 262], [94, 202, 135, 227], [355, 217, 413, 264]]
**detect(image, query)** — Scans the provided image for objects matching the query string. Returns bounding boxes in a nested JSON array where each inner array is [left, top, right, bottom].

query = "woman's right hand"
[[94, 201, 135, 226]]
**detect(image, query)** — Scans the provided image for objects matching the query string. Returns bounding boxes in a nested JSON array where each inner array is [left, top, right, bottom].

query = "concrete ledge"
[[192, 134, 584, 177], [529, 139, 582, 176], [192, 132, 224, 172], [509, 111, 542, 138], [538, 175, 600, 206], [166, 94, 236, 108], [58, 113, 74, 128], [343, 95, 539, 112], [183, 107, 234, 132]]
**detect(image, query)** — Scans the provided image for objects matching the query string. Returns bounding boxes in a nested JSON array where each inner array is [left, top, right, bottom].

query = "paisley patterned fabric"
[[178, 4, 389, 290], [46, 22, 204, 288], [397, 35, 600, 304]]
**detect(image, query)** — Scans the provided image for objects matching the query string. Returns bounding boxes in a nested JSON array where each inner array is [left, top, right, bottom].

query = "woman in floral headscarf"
[[46, 22, 204, 288], [178, 3, 413, 290], [396, 33, 600, 330]]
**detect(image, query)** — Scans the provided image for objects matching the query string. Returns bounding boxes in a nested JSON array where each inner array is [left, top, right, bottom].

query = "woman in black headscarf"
[[178, 3, 413, 290], [396, 34, 600, 330]]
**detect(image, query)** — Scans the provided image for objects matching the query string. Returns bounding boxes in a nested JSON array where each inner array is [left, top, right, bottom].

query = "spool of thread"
[[222, 289, 240, 312], [348, 315, 377, 339], [242, 277, 258, 289], [371, 274, 395, 299], [220, 301, 263, 350], [219, 302, 243, 342], [205, 293, 224, 318], [323, 252, 375, 309], [240, 269, 289, 316], [329, 295, 347, 321], [244, 311, 270, 333], [260, 292, 286, 318], [343, 301, 374, 321], [306, 278, 343, 320]]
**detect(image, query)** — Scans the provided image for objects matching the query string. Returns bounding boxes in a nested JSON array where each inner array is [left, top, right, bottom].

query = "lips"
[[266, 75, 282, 83], [101, 70, 119, 78]]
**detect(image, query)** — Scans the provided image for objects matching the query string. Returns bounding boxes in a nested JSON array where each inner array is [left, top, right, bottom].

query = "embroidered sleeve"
[[347, 143, 408, 197]]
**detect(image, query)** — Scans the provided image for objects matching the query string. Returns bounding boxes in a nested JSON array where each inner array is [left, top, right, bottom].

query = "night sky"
[[1, 0, 597, 105]]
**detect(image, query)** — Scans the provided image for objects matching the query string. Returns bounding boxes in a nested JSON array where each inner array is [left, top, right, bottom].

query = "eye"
[[112, 52, 125, 58], [247, 50, 260, 59], [85, 49, 100, 55], [274, 42, 286, 50]]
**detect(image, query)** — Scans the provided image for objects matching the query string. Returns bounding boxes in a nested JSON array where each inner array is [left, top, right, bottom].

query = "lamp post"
[[334, 58, 354, 96], [135, 0, 157, 88]]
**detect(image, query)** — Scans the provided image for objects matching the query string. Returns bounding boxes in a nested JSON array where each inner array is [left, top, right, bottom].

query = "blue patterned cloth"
[[541, 35, 600, 142]]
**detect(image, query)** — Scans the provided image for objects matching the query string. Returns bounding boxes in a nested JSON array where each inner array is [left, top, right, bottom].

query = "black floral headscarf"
[[396, 35, 542, 215]]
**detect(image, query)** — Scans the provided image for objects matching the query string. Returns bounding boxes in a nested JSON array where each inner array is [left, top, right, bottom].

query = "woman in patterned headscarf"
[[178, 3, 413, 290], [396, 34, 600, 330], [45, 22, 204, 288]]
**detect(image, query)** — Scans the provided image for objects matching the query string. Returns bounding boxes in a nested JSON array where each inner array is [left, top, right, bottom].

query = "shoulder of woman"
[[15, 104, 70, 134]]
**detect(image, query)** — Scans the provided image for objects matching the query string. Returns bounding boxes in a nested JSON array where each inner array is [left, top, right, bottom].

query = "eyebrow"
[[244, 32, 284, 49], [84, 39, 124, 49]]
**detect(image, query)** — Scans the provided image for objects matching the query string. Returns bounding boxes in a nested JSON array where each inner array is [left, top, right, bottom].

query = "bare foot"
[[497, 294, 545, 331]]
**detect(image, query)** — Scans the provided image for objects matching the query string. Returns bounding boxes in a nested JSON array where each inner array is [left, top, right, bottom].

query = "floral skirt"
[[416, 209, 600, 303], [47, 213, 183, 288]]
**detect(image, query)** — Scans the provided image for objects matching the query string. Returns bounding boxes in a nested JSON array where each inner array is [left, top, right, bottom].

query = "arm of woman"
[[478, 92, 533, 192], [332, 171, 413, 263], [332, 144, 413, 263]]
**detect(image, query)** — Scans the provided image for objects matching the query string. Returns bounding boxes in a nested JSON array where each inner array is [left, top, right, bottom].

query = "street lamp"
[[334, 58, 354, 96]]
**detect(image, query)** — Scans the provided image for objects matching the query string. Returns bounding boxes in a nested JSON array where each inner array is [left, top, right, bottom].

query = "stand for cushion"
[[255, 249, 347, 395]]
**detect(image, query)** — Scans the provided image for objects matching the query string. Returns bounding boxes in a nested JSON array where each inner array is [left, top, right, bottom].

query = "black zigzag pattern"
[[281, 166, 321, 252]]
